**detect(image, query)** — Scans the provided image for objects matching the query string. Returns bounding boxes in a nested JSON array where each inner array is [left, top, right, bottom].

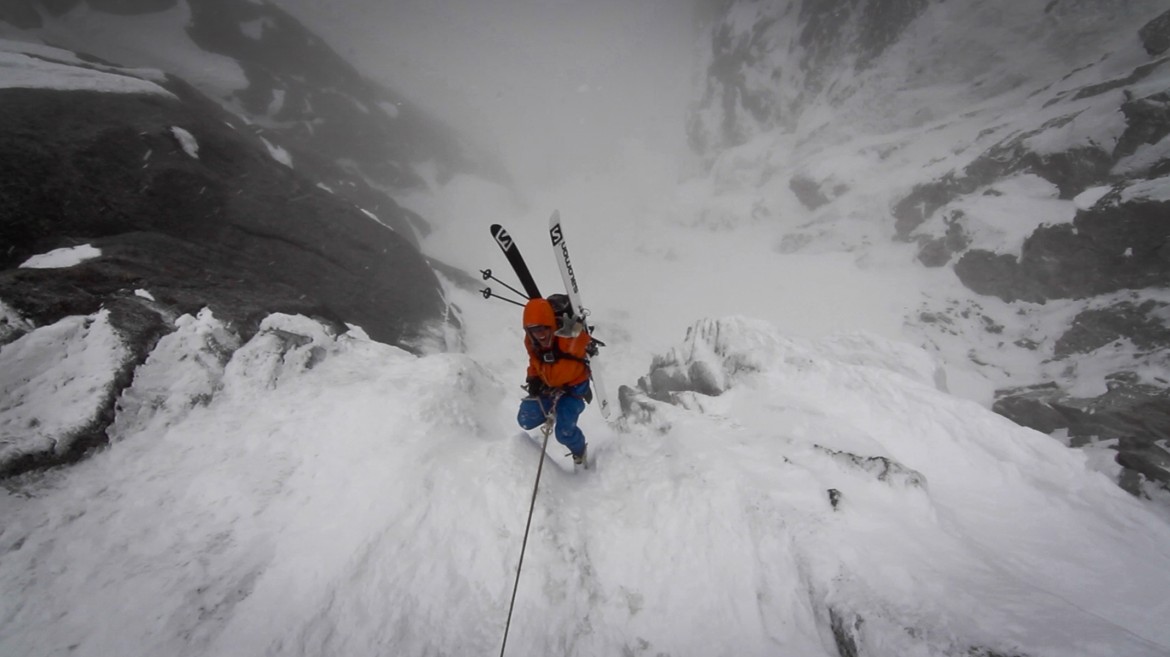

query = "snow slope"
[[2, 308, 1169, 656]]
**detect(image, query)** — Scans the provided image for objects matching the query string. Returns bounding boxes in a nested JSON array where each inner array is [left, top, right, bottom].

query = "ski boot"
[[571, 444, 588, 469]]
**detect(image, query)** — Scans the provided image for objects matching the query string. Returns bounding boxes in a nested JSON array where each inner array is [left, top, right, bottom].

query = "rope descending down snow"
[[499, 391, 561, 657]]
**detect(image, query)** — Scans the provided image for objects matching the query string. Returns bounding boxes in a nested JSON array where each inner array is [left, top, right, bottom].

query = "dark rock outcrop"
[[1139, 9, 1170, 56], [1115, 92, 1170, 160], [0, 0, 41, 28], [790, 174, 850, 211], [799, 0, 930, 83], [953, 195, 1170, 303], [814, 446, 927, 489], [790, 175, 833, 210], [893, 172, 977, 240], [829, 607, 863, 657], [636, 336, 729, 404], [892, 131, 1114, 241], [1116, 437, 1170, 490], [6, 0, 512, 245], [688, 0, 933, 158], [915, 212, 970, 267], [0, 299, 169, 478], [0, 77, 445, 347], [995, 376, 1170, 493], [934, 89, 1170, 304], [638, 356, 726, 402], [895, 81, 1170, 244], [1054, 301, 1170, 358], [87, 0, 178, 13], [0, 23, 459, 479], [180, 0, 479, 190]]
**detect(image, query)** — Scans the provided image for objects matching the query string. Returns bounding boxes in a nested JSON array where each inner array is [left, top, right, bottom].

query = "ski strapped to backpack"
[[489, 224, 541, 299], [547, 211, 612, 420], [485, 214, 613, 420]]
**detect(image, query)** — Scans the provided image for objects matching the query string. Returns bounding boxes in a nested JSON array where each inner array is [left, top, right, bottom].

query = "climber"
[[517, 295, 595, 466]]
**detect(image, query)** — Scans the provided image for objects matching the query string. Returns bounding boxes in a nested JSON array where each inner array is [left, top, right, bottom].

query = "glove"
[[524, 376, 547, 397]]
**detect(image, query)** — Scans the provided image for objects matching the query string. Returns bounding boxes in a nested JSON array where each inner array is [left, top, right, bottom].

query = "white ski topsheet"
[[549, 210, 613, 420]]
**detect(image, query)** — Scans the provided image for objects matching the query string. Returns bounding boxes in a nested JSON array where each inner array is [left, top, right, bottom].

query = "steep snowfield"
[[2, 307, 1169, 656]]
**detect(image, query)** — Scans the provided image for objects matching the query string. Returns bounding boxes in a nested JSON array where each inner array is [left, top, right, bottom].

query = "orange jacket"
[[523, 298, 592, 388]]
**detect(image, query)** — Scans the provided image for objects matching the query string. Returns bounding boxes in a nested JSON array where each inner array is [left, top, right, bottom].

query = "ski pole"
[[481, 268, 531, 301], [481, 287, 526, 308]]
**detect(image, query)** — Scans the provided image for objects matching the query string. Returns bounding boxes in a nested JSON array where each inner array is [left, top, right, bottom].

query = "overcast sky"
[[271, 0, 712, 189]]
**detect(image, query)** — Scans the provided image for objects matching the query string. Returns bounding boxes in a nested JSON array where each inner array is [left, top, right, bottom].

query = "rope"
[[954, 515, 1170, 653], [499, 393, 560, 657]]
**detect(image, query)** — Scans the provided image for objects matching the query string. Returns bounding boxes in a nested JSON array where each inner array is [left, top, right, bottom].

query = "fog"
[[264, 0, 936, 363], [271, 0, 709, 191]]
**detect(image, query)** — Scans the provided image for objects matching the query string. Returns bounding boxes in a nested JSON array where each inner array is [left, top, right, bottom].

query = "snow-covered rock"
[[0, 310, 132, 475], [636, 317, 946, 404], [0, 43, 447, 349], [107, 309, 240, 443]]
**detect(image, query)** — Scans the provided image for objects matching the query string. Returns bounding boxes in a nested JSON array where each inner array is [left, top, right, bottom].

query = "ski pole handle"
[[480, 269, 530, 301], [480, 287, 526, 308]]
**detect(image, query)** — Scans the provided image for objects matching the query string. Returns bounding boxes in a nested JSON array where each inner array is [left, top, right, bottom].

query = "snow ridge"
[[3, 312, 1169, 656]]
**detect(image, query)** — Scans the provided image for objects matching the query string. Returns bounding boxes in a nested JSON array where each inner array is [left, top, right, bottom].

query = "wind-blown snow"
[[1021, 101, 1128, 156], [1121, 174, 1170, 203], [1114, 133, 1170, 176], [2, 309, 1168, 656], [918, 174, 1076, 257], [19, 244, 102, 269], [0, 41, 172, 97]]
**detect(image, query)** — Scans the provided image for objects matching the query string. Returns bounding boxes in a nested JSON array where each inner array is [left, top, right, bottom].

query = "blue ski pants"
[[517, 381, 589, 456]]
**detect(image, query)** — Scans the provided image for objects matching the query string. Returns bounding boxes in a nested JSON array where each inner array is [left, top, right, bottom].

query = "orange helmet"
[[523, 298, 556, 329]]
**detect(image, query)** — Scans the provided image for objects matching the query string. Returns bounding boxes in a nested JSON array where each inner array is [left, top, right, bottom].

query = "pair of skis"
[[489, 211, 612, 421]]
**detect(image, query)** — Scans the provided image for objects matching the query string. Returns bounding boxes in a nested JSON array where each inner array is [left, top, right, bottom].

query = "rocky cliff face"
[[688, 0, 1170, 497], [688, 0, 931, 156], [0, 39, 450, 477], [1, 0, 510, 246], [0, 0, 510, 478]]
